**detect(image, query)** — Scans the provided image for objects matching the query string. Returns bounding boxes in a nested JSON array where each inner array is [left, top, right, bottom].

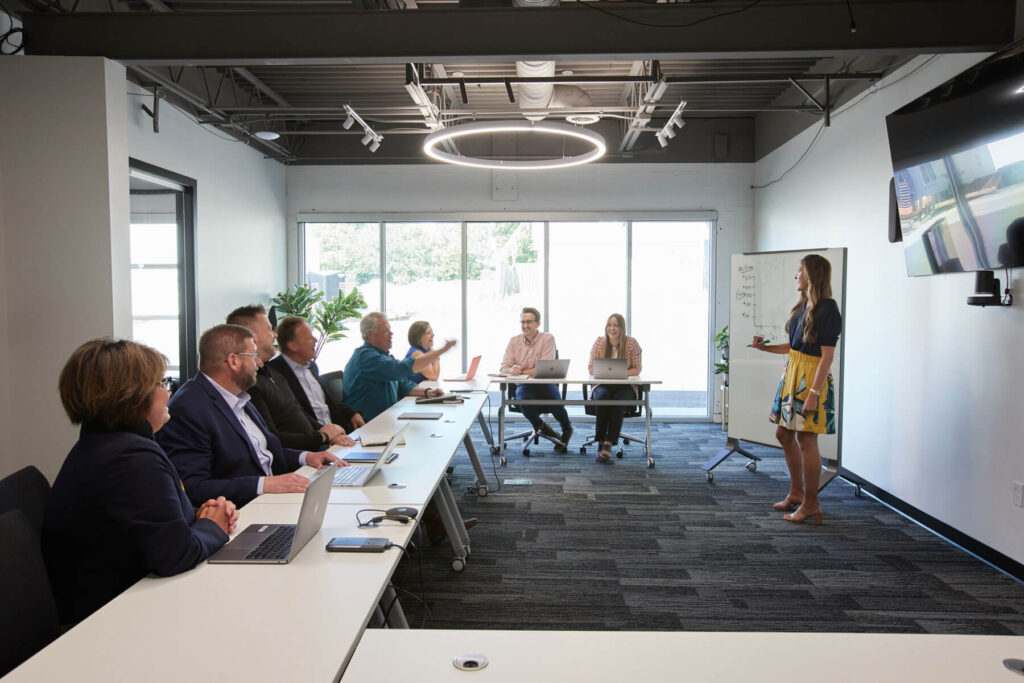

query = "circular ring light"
[[423, 120, 606, 170]]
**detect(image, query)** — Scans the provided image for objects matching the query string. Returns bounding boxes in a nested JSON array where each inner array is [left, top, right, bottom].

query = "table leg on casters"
[[434, 478, 470, 571], [645, 398, 654, 468], [476, 412, 494, 448], [497, 397, 507, 466], [463, 434, 489, 496]]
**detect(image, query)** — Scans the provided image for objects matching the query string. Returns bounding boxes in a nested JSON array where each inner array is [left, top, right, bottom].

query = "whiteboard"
[[727, 248, 846, 462]]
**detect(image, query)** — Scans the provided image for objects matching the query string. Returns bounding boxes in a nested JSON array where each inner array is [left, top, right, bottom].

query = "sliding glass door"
[[300, 217, 713, 419]]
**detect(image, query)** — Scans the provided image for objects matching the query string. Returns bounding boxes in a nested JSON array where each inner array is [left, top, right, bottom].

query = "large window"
[[129, 160, 197, 379], [301, 217, 713, 418]]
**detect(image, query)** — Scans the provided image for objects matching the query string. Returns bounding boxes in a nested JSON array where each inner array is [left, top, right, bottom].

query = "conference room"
[[2, 2, 1024, 680]]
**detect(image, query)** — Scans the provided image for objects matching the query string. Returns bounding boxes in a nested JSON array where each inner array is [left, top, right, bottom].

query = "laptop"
[[534, 358, 570, 379], [207, 463, 336, 564], [592, 358, 629, 380], [444, 355, 482, 382], [333, 425, 406, 487]]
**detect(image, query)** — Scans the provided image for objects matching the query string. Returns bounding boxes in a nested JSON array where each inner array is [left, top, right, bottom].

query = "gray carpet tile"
[[390, 421, 1024, 633]]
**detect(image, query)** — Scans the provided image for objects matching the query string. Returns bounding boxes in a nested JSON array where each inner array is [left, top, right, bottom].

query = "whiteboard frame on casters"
[[702, 247, 847, 485]]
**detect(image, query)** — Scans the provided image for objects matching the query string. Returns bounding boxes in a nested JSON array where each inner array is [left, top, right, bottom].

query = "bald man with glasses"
[[157, 324, 342, 507]]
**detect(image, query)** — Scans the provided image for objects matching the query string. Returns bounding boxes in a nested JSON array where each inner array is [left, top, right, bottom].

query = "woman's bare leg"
[[775, 425, 803, 506]]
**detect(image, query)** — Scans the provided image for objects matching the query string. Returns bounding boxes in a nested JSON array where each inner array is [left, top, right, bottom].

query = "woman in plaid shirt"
[[588, 313, 642, 463]]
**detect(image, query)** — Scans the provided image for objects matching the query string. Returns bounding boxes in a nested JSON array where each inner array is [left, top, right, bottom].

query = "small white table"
[[343, 629, 1024, 682], [488, 376, 661, 467]]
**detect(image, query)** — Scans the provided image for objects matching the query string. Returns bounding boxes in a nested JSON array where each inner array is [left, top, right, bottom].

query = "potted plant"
[[713, 325, 729, 386], [271, 284, 367, 360]]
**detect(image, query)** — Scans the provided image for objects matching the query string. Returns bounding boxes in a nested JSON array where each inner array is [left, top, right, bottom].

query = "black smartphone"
[[325, 537, 389, 552]]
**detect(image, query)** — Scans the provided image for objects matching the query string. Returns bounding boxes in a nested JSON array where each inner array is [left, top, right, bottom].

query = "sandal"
[[783, 506, 823, 525], [772, 495, 802, 511], [596, 445, 612, 463]]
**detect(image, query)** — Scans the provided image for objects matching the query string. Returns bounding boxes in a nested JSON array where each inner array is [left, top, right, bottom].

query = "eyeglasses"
[[520, 318, 538, 325], [232, 351, 261, 363], [158, 377, 174, 390]]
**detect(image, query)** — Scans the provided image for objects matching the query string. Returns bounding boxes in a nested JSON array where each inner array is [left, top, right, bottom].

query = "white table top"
[[343, 629, 1024, 682], [257, 391, 488, 507], [486, 375, 661, 385], [5, 503, 419, 683]]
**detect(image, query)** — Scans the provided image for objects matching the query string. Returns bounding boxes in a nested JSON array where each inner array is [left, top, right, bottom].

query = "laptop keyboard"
[[244, 525, 296, 560], [333, 465, 370, 487]]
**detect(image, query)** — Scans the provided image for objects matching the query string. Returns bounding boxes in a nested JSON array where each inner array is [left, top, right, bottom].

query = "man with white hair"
[[342, 312, 455, 422]]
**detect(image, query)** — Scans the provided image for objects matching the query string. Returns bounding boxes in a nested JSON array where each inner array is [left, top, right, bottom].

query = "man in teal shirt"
[[343, 312, 455, 421]]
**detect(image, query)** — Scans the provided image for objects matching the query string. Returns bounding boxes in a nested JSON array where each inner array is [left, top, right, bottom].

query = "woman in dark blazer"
[[42, 338, 238, 625]]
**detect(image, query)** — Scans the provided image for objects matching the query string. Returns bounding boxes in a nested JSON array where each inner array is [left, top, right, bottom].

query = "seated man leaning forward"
[[157, 324, 342, 507], [500, 306, 573, 453], [343, 312, 455, 422], [227, 305, 355, 452]]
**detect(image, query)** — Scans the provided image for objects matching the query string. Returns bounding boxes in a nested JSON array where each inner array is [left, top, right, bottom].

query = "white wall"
[[0, 57, 131, 481], [287, 163, 756, 411], [127, 89, 287, 331], [753, 54, 1024, 564], [0, 57, 288, 482]]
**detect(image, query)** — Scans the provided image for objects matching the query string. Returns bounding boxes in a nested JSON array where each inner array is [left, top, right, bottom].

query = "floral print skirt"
[[769, 349, 836, 434]]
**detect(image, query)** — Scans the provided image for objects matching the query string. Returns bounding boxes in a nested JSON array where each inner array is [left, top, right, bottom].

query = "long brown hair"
[[602, 313, 629, 359], [786, 254, 832, 343]]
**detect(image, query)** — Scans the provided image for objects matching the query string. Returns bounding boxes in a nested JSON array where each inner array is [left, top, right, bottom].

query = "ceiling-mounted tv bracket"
[[788, 75, 832, 126], [141, 87, 166, 134]]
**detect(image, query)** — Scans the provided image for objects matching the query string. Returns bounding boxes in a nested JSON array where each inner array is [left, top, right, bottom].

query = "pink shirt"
[[501, 331, 557, 373]]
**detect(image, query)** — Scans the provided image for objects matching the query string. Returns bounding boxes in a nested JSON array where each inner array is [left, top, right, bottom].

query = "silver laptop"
[[592, 358, 628, 380], [207, 463, 336, 565], [534, 358, 570, 379], [333, 425, 406, 487]]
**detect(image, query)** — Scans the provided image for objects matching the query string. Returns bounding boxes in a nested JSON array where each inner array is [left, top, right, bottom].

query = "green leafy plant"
[[713, 325, 729, 381], [271, 284, 367, 359]]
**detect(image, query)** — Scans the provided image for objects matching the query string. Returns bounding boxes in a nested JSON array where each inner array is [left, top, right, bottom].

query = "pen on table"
[[385, 451, 399, 464], [746, 339, 771, 347]]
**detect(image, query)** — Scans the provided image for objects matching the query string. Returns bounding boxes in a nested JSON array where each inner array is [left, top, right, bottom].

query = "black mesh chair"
[[503, 352, 569, 456], [579, 383, 650, 459], [0, 465, 51, 537], [320, 370, 345, 405]]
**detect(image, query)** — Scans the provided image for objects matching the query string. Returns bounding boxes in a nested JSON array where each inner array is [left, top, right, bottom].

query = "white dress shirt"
[[203, 372, 308, 495], [282, 354, 332, 426]]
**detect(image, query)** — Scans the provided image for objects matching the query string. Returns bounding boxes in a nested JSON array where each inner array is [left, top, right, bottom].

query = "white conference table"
[[4, 502, 420, 683], [490, 375, 661, 467], [343, 629, 1024, 682], [257, 388, 490, 571]]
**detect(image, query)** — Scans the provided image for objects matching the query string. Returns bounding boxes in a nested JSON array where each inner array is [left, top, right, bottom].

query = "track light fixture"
[[653, 99, 687, 149], [344, 104, 383, 153]]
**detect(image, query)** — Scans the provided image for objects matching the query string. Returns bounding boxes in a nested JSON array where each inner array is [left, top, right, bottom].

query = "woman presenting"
[[588, 313, 642, 463], [43, 339, 238, 624], [752, 254, 841, 525]]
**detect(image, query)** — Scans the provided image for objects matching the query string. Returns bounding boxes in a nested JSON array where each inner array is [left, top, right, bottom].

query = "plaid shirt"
[[588, 336, 642, 397]]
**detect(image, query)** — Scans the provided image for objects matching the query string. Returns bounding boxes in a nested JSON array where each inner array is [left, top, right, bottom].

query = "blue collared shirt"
[[342, 343, 416, 422]]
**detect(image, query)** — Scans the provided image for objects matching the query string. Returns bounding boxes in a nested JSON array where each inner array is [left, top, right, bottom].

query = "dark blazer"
[[248, 366, 328, 452], [267, 355, 358, 432], [157, 373, 302, 507], [42, 422, 228, 625]]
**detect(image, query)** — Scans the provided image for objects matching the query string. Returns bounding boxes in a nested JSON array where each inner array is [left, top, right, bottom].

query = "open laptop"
[[443, 355, 482, 382], [207, 463, 336, 565], [333, 425, 406, 487], [534, 358, 570, 379], [592, 358, 629, 380]]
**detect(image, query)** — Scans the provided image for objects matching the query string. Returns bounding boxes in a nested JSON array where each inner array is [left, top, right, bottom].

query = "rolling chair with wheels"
[[503, 353, 569, 456], [578, 383, 650, 459], [0, 465, 51, 537], [320, 369, 345, 405]]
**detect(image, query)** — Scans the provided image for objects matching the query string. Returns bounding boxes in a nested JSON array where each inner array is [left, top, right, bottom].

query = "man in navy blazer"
[[158, 324, 342, 507], [267, 316, 364, 433]]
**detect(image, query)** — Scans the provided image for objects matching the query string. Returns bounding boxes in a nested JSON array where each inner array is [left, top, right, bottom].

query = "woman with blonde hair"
[[587, 313, 642, 463], [43, 338, 238, 624], [752, 254, 841, 524]]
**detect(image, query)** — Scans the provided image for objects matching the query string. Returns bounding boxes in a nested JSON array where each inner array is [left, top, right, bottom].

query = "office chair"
[[0, 465, 51, 538], [578, 383, 650, 459], [0, 510, 62, 677], [503, 352, 569, 457], [320, 370, 345, 405]]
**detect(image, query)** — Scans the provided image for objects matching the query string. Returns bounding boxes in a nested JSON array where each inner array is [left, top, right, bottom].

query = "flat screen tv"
[[885, 46, 1024, 276]]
